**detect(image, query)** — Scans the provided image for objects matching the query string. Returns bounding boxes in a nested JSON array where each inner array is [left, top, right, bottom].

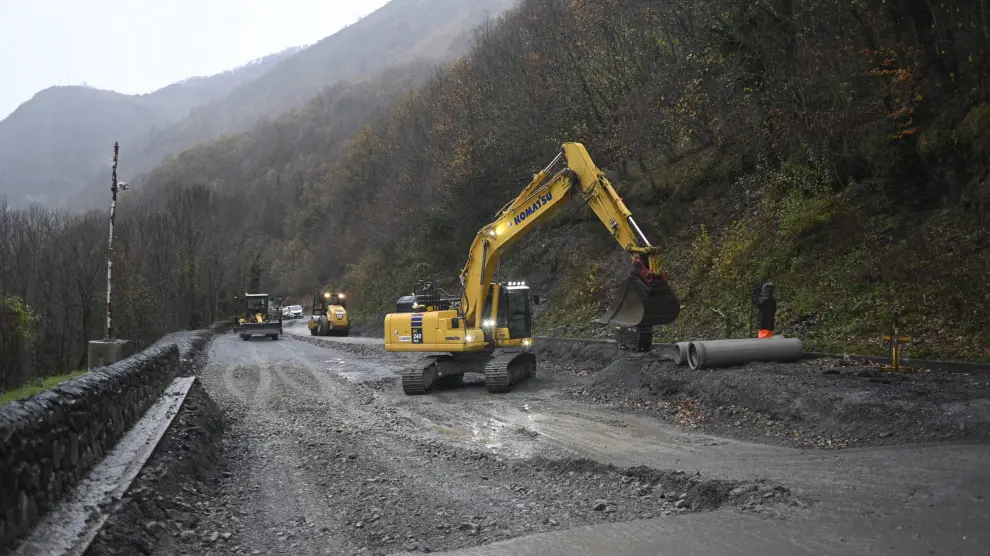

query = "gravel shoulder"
[[534, 340, 990, 449], [289, 324, 990, 450]]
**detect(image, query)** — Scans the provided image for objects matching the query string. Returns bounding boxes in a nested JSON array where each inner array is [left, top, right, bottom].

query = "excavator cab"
[[497, 283, 534, 341], [479, 282, 534, 344], [396, 281, 458, 313]]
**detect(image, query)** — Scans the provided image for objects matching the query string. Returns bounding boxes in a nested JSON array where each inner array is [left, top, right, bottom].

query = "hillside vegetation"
[[0, 61, 434, 391], [71, 0, 516, 212], [291, 0, 990, 360], [2, 0, 989, 391]]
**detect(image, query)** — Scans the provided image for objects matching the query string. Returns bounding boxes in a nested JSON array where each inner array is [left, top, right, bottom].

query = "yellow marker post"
[[882, 307, 912, 372]]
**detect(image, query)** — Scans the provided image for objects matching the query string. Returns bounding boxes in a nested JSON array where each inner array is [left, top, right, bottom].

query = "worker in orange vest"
[[750, 281, 777, 338]]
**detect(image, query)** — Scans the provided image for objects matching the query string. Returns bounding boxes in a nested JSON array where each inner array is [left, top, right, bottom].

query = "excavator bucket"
[[593, 275, 680, 328]]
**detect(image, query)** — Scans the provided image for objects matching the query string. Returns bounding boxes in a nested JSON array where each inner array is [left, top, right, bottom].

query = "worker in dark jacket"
[[750, 281, 777, 338]]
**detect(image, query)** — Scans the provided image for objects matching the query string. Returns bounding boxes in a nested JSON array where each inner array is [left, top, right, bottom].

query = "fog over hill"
[[0, 0, 515, 209]]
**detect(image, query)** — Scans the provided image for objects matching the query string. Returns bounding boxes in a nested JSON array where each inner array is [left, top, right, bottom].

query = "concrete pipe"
[[672, 341, 693, 365], [673, 339, 757, 365], [688, 338, 803, 370]]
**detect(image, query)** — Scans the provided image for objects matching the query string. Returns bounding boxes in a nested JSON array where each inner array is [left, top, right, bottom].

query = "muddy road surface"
[[92, 332, 990, 555], [284, 319, 383, 345]]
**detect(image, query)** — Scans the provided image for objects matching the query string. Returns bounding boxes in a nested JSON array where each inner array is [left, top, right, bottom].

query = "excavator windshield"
[[497, 286, 533, 339]]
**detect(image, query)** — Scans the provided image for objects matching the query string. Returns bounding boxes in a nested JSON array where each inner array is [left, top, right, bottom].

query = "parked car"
[[285, 304, 304, 319]]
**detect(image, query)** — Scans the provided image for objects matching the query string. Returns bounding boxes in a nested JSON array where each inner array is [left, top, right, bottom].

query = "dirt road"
[[90, 331, 990, 555]]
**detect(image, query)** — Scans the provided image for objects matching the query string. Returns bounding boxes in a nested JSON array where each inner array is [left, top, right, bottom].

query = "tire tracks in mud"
[[143, 330, 990, 556], [189, 334, 809, 555], [204, 338, 363, 555], [281, 335, 976, 508], [221, 365, 258, 404], [274, 333, 720, 466], [272, 333, 767, 466]]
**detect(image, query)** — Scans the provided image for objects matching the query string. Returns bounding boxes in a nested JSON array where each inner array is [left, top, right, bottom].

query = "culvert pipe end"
[[673, 342, 691, 365], [688, 341, 702, 370]]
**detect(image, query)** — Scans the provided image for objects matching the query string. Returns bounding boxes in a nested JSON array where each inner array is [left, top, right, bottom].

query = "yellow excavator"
[[384, 142, 680, 394]]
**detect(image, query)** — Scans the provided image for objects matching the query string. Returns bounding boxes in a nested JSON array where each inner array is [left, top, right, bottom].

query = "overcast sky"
[[0, 0, 390, 120]]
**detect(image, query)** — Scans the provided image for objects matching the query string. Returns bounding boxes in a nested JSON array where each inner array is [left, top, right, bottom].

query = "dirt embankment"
[[351, 312, 386, 337], [535, 340, 990, 449]]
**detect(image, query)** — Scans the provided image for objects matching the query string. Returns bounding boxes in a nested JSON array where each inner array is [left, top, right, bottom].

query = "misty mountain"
[[0, 48, 299, 207], [0, 0, 515, 209], [146, 0, 517, 146]]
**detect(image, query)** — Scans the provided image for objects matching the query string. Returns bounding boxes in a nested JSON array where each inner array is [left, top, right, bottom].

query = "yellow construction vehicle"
[[384, 142, 680, 394], [238, 293, 283, 341], [308, 292, 350, 336]]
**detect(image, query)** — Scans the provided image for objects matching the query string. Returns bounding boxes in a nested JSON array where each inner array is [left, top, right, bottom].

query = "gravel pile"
[[538, 343, 990, 449], [113, 428, 793, 556]]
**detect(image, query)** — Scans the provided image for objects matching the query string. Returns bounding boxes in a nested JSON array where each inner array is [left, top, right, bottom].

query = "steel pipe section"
[[688, 338, 803, 370]]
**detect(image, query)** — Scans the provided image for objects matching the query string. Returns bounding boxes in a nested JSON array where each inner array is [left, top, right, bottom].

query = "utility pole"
[[89, 142, 130, 370], [106, 142, 118, 339]]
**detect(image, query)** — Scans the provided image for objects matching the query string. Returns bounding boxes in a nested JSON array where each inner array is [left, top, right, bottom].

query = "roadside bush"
[[0, 296, 36, 391]]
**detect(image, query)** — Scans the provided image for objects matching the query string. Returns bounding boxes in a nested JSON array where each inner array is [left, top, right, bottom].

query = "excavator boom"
[[457, 142, 679, 333]]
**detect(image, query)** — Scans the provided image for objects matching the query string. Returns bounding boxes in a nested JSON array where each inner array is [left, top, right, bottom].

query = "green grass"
[[1, 370, 87, 406]]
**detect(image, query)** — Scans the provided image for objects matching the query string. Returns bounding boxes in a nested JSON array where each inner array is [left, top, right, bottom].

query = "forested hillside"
[[3, 0, 989, 391], [0, 61, 431, 390], [274, 0, 990, 360], [138, 0, 516, 151]]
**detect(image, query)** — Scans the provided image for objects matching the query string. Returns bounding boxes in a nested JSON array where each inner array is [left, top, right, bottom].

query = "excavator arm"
[[458, 142, 679, 331]]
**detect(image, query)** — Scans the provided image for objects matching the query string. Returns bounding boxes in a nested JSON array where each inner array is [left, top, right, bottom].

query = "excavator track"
[[400, 352, 536, 395], [484, 352, 537, 393], [401, 355, 446, 395]]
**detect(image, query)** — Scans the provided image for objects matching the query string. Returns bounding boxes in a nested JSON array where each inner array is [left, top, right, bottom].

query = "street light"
[[105, 142, 130, 340]]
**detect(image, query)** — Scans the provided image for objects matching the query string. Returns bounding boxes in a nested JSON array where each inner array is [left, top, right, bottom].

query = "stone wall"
[[0, 343, 180, 549]]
